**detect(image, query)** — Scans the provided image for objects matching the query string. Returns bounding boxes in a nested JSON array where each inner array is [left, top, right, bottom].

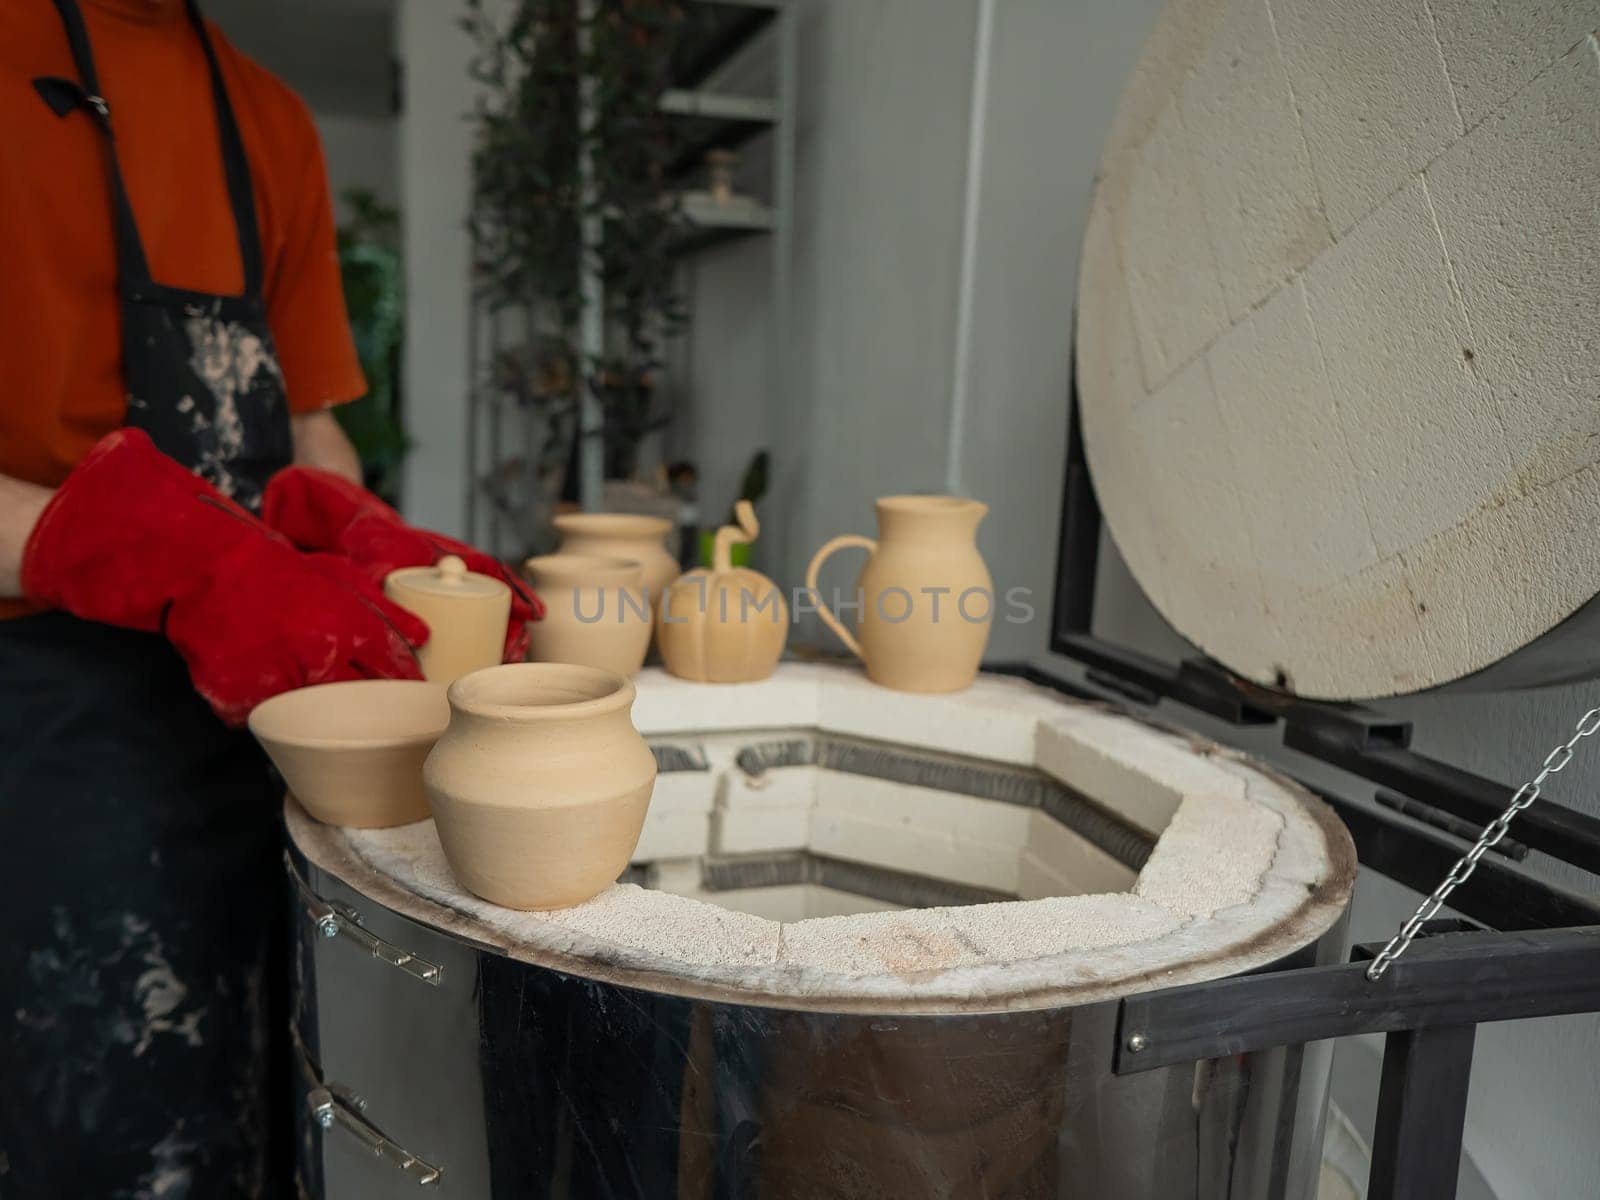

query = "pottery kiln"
[[286, 664, 1353, 1197], [285, 0, 1600, 1193]]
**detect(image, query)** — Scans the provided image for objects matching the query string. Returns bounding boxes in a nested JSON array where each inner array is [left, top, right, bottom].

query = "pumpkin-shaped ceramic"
[[657, 502, 787, 683]]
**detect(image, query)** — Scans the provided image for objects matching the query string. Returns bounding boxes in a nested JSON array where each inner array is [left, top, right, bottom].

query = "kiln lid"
[[1074, 0, 1600, 700]]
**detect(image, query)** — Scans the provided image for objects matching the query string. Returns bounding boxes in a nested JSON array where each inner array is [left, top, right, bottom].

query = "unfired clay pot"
[[657, 501, 787, 683], [248, 679, 450, 828], [522, 554, 653, 676], [423, 662, 658, 910], [384, 555, 511, 683], [552, 513, 681, 600], [806, 495, 993, 693]]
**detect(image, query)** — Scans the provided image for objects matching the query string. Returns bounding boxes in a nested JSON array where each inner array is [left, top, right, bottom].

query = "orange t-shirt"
[[0, 0, 365, 618]]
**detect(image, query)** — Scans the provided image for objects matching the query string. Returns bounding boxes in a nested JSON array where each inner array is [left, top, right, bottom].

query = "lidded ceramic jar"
[[423, 662, 657, 910], [552, 513, 681, 600], [384, 555, 510, 683], [806, 495, 993, 693], [522, 554, 653, 676]]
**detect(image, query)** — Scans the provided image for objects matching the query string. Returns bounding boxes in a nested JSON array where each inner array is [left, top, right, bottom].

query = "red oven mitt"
[[262, 466, 543, 662], [22, 430, 427, 727]]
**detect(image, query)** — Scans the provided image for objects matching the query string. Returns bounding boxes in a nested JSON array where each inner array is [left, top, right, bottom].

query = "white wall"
[[315, 114, 399, 218], [208, 0, 394, 120], [394, 0, 485, 536], [676, 0, 1168, 655], [953, 0, 1169, 658], [774, 0, 981, 640]]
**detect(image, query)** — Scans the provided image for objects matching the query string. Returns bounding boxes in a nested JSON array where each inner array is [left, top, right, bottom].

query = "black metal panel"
[[1311, 792, 1600, 932], [1112, 926, 1600, 1074], [1054, 635, 1279, 725], [1051, 349, 1101, 647], [1285, 712, 1600, 876], [1373, 790, 1529, 861], [1368, 1024, 1477, 1200]]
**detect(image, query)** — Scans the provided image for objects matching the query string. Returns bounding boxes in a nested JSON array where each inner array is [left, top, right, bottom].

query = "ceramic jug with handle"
[[805, 495, 993, 693]]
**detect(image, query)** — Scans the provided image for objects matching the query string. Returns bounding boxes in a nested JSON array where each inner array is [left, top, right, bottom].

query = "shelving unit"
[[466, 0, 795, 552]]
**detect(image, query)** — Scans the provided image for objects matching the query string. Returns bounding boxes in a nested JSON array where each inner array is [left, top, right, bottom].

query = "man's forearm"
[[6, 412, 358, 597], [290, 410, 362, 483], [0, 473, 53, 598]]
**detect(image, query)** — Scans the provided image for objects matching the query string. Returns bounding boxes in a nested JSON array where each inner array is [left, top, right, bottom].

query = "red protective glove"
[[22, 430, 427, 727], [262, 466, 543, 662]]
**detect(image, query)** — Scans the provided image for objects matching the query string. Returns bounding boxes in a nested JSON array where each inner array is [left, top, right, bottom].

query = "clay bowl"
[[248, 680, 450, 828]]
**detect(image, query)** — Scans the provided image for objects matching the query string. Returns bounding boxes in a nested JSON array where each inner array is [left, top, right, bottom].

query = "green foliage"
[[463, 0, 689, 478], [334, 188, 409, 501], [733, 448, 769, 523]]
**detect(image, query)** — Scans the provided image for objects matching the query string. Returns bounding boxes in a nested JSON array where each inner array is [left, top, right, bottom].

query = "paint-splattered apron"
[[0, 2, 294, 1195]]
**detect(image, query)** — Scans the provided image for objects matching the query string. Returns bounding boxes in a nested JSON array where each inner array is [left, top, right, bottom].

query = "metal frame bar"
[[1114, 926, 1600, 1073], [1044, 339, 1600, 1199], [1369, 1025, 1476, 1200]]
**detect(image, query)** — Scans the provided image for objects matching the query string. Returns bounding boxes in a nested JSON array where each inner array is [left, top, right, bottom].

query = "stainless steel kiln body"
[[287, 842, 1346, 1200]]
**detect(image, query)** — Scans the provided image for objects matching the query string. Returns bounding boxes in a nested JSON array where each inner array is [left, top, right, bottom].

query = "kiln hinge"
[[308, 1086, 442, 1186], [287, 854, 444, 986]]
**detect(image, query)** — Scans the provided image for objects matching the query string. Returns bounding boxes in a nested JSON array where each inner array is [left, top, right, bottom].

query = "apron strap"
[[47, 0, 265, 300], [185, 0, 264, 297], [48, 0, 153, 290]]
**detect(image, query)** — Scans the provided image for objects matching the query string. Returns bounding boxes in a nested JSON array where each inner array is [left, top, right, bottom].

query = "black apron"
[[0, 3, 294, 1196]]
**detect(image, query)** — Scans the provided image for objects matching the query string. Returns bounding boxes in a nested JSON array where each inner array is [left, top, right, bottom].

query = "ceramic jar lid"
[[386, 555, 509, 601]]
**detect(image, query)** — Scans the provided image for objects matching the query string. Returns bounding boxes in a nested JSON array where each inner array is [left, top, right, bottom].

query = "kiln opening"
[[628, 731, 1156, 922]]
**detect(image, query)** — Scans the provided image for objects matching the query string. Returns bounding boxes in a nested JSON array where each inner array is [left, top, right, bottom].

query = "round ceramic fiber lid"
[[386, 555, 509, 600], [1075, 0, 1600, 699]]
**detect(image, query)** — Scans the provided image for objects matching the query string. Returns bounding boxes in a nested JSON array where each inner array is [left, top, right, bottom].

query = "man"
[[0, 2, 536, 1194]]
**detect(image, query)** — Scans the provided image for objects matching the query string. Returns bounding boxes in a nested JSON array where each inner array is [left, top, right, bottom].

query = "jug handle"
[[804, 535, 876, 662]]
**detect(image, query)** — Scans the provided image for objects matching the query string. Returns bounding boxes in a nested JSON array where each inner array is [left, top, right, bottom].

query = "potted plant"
[[463, 0, 688, 510], [334, 188, 408, 502], [698, 449, 768, 567]]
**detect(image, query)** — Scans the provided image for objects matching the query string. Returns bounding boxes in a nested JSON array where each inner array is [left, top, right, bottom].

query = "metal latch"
[[308, 1086, 442, 1186], [287, 855, 443, 986]]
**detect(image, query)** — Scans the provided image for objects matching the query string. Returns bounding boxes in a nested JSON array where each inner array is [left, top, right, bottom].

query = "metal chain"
[[1365, 705, 1600, 981]]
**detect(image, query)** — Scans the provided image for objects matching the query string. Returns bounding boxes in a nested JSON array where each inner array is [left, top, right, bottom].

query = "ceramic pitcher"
[[424, 663, 657, 910], [806, 495, 993, 693]]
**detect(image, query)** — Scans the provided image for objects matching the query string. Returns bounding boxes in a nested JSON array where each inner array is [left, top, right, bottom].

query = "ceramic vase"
[[552, 513, 681, 602], [522, 554, 653, 676], [384, 555, 511, 683], [805, 495, 993, 693], [423, 662, 658, 910], [658, 501, 787, 682]]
